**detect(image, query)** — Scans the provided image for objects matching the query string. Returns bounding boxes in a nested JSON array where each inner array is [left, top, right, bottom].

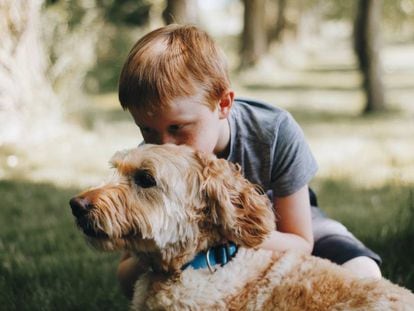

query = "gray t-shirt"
[[227, 100, 380, 263], [226, 98, 318, 198]]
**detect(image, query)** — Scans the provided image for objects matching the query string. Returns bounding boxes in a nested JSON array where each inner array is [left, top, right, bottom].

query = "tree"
[[353, 0, 386, 113], [0, 0, 104, 145], [240, 0, 267, 69], [162, 0, 198, 25], [269, 0, 288, 43], [0, 0, 60, 145]]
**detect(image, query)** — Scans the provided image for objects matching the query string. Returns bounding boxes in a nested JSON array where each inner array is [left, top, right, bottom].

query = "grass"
[[1, 40, 414, 309], [314, 178, 414, 289], [0, 180, 130, 310]]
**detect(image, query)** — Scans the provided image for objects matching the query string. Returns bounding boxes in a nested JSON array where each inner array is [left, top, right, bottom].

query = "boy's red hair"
[[118, 24, 230, 112]]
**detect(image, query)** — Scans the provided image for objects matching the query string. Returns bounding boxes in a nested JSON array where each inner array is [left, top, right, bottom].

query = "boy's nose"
[[159, 133, 177, 145]]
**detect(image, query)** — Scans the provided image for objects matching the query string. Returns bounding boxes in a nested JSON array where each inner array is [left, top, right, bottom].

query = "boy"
[[116, 24, 382, 299]]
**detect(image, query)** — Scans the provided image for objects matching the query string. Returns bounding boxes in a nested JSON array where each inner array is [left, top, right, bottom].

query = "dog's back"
[[132, 248, 414, 310], [229, 251, 414, 310]]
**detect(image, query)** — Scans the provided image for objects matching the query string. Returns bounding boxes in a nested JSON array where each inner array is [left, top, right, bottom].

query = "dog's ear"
[[110, 150, 129, 168], [195, 151, 275, 248]]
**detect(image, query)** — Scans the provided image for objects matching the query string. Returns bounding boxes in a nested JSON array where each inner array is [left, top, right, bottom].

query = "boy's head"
[[118, 24, 230, 113], [118, 24, 234, 156]]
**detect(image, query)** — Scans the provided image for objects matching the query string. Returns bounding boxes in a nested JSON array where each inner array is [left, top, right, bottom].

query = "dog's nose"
[[70, 196, 92, 218]]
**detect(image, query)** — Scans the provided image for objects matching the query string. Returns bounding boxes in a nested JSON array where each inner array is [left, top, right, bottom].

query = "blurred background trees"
[[162, 0, 198, 24], [0, 0, 61, 144], [1, 0, 414, 146], [353, 0, 385, 113], [240, 0, 266, 68]]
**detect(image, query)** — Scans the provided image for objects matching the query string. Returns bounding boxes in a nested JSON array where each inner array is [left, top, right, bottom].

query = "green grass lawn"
[[314, 178, 414, 288], [0, 180, 129, 310]]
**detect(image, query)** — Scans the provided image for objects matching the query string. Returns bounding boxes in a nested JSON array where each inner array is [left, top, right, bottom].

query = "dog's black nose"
[[70, 196, 92, 218]]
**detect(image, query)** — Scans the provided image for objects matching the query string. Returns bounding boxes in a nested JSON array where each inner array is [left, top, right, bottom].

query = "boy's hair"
[[118, 24, 230, 112]]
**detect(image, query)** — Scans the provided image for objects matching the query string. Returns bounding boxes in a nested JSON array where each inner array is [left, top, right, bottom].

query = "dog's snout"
[[70, 196, 92, 218]]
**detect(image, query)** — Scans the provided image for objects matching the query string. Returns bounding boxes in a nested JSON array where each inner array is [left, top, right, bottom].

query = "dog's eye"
[[134, 170, 157, 188]]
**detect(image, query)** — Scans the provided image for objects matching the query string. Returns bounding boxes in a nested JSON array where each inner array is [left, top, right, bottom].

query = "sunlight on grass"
[[308, 116, 414, 187]]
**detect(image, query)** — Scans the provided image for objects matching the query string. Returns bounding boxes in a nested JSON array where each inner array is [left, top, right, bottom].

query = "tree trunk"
[[240, 0, 267, 69], [0, 0, 61, 145], [270, 0, 287, 42], [353, 0, 386, 114], [162, 0, 198, 25]]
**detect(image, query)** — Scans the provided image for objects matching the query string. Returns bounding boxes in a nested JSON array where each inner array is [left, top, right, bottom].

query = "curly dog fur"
[[70, 144, 414, 310]]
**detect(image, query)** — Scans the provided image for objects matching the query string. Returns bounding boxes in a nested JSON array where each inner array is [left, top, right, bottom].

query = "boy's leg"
[[342, 256, 382, 279], [310, 205, 382, 278]]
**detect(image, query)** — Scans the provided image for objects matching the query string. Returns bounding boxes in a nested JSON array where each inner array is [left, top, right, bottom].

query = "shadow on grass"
[[314, 178, 414, 290], [0, 180, 129, 311]]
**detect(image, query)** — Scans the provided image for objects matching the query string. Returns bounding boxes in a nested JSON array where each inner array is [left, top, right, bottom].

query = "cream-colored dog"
[[70, 144, 414, 310]]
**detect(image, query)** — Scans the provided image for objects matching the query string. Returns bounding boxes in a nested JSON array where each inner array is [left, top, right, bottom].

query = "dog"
[[70, 144, 414, 310]]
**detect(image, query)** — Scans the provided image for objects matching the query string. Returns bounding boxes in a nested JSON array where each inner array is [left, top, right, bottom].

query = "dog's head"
[[70, 144, 275, 272]]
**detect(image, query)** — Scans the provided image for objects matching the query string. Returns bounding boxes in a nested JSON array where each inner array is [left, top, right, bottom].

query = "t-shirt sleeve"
[[270, 112, 318, 197]]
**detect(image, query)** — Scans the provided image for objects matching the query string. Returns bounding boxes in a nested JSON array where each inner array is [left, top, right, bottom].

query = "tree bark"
[[162, 0, 198, 25], [270, 0, 287, 42], [353, 0, 386, 114], [240, 0, 267, 69]]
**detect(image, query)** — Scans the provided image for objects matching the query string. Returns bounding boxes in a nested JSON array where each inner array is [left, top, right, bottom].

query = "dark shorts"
[[312, 233, 382, 265], [309, 189, 382, 265]]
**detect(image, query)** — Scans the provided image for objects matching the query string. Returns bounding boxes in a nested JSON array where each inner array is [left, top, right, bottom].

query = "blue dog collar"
[[182, 242, 238, 273]]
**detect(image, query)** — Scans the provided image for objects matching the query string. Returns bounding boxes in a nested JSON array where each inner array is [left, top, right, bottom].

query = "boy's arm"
[[259, 184, 314, 254], [117, 252, 149, 299]]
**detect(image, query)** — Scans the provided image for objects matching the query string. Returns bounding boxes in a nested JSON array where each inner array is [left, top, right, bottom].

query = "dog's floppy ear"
[[110, 149, 129, 168], [195, 151, 275, 248]]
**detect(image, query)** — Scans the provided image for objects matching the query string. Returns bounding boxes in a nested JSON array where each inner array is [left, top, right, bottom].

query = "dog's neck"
[[133, 241, 237, 275], [135, 245, 201, 275], [136, 241, 237, 275], [181, 242, 238, 272]]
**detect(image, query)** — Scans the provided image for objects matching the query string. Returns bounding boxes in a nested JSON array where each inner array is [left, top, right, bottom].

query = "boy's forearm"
[[117, 254, 148, 300], [259, 230, 314, 255]]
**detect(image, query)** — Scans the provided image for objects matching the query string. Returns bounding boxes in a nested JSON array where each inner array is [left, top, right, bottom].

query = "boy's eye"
[[168, 124, 184, 133], [141, 127, 152, 134], [134, 170, 157, 188]]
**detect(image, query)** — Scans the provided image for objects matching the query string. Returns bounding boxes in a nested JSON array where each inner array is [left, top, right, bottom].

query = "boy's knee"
[[342, 256, 382, 279]]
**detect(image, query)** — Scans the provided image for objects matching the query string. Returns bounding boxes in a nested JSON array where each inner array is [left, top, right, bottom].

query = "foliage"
[[305, 0, 414, 23], [97, 0, 152, 26], [0, 0, 62, 145], [42, 0, 104, 108], [42, 0, 152, 98]]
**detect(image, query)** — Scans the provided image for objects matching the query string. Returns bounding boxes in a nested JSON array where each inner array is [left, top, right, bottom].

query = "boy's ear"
[[218, 90, 234, 119], [195, 151, 275, 248]]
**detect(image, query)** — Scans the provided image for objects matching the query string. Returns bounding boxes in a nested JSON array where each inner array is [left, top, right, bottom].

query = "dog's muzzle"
[[70, 196, 93, 218], [69, 196, 108, 238]]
